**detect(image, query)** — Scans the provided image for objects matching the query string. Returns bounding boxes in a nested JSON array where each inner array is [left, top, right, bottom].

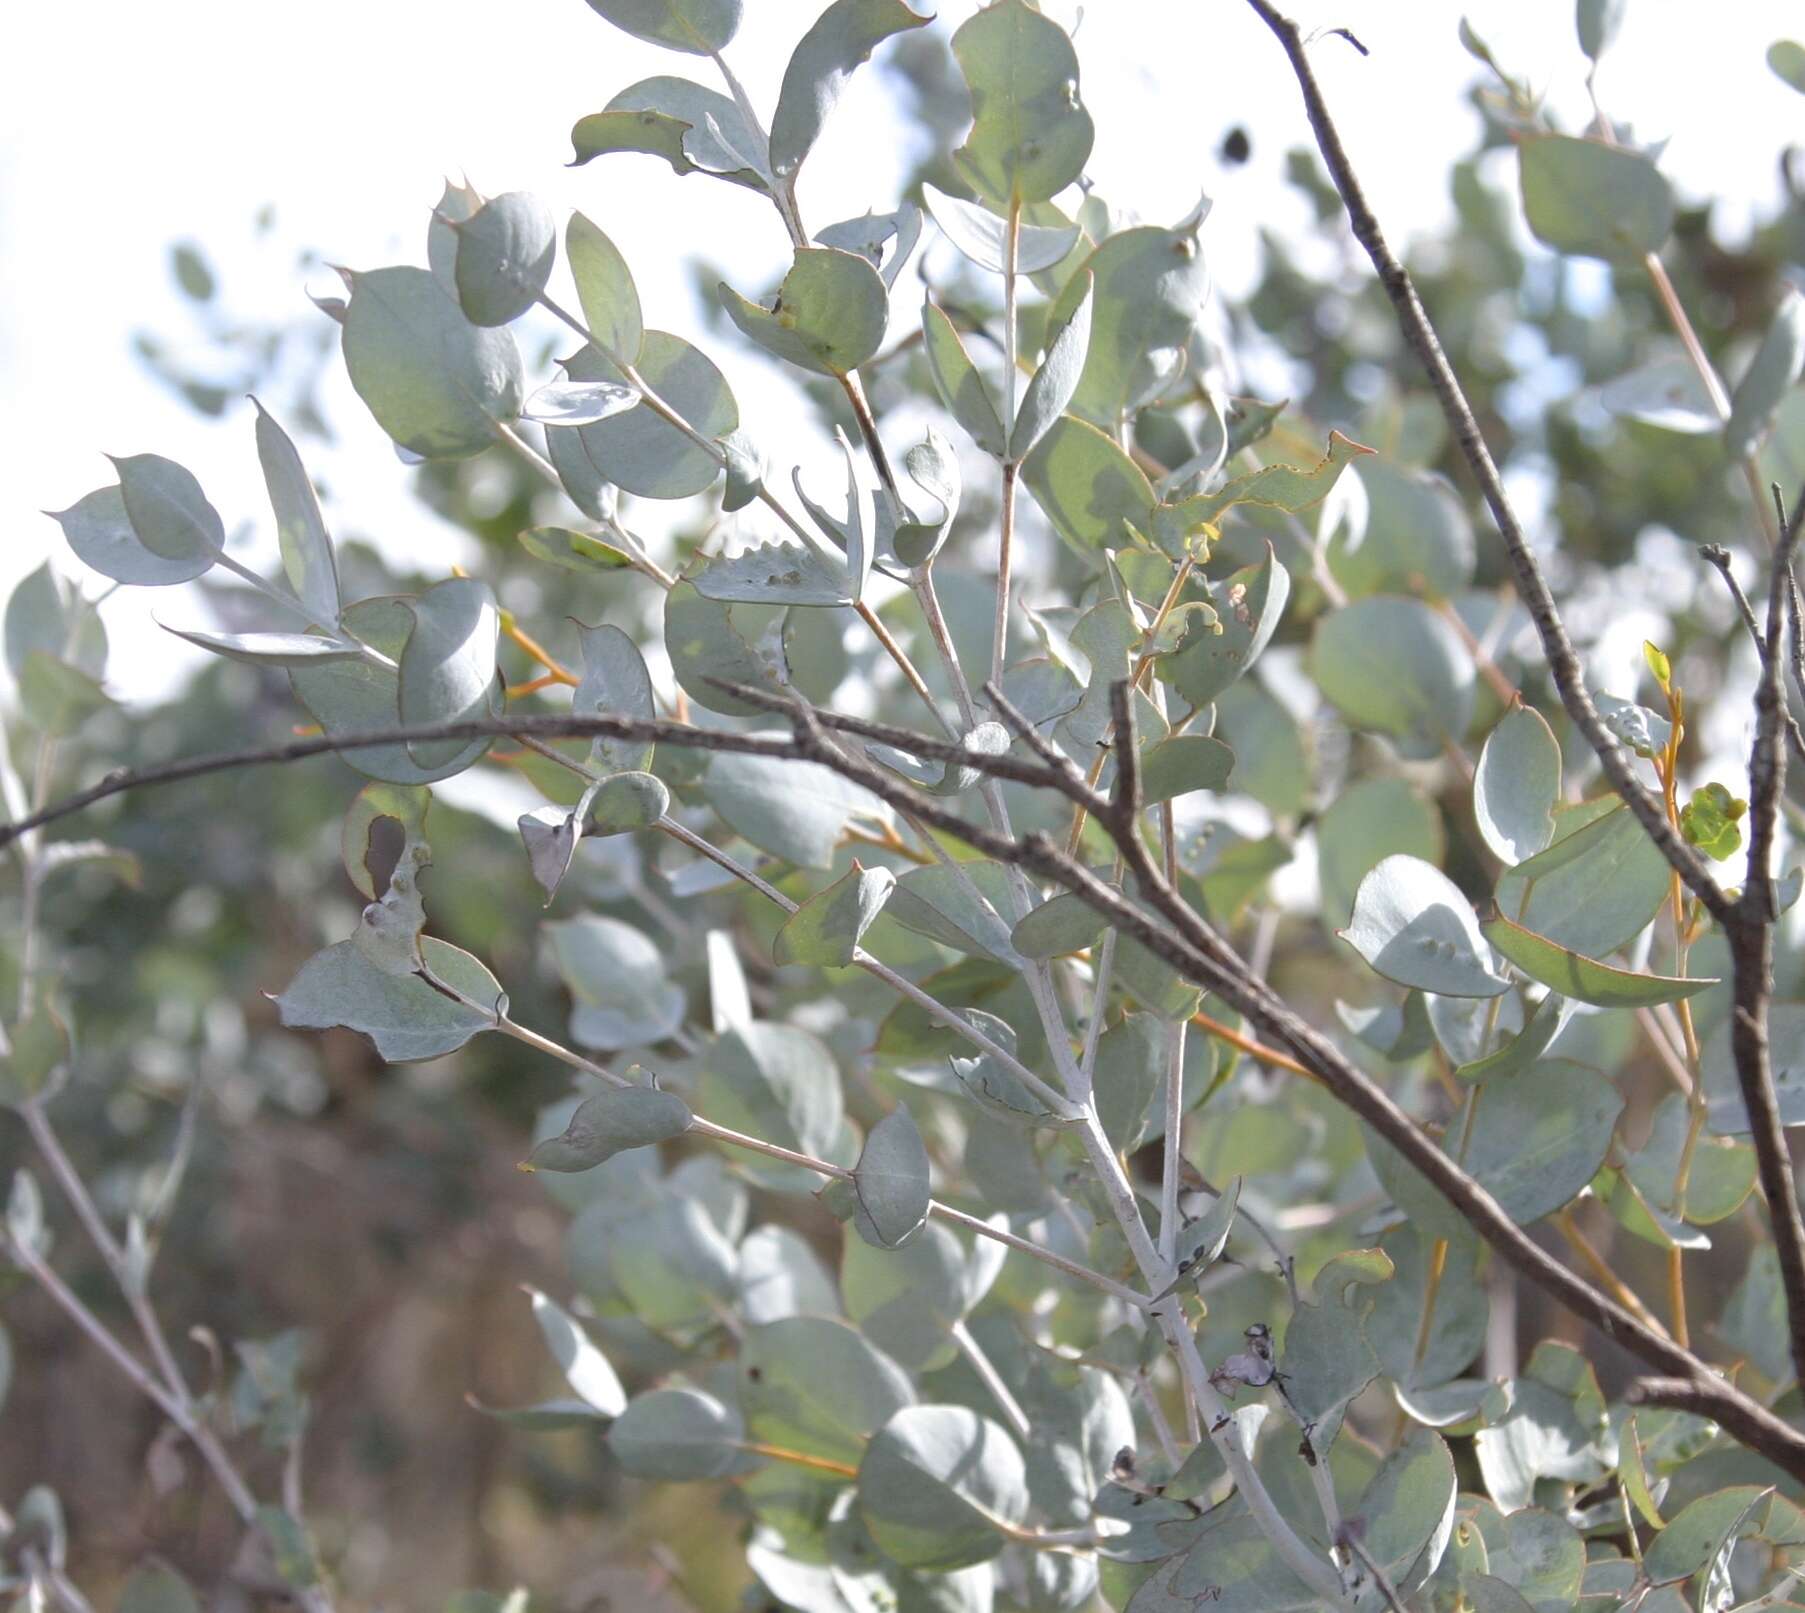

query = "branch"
[[1723, 488, 1805, 1388], [1241, 0, 1732, 928], [1700, 544, 1805, 762]]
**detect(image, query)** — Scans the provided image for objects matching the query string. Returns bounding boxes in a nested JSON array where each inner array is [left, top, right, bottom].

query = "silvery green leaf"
[[920, 183, 1081, 275], [110, 453, 224, 564], [702, 747, 888, 869], [717, 428, 765, 511], [1577, 0, 1628, 59], [564, 333, 736, 499], [588, 770, 669, 836], [1009, 271, 1092, 462], [849, 1104, 931, 1249], [950, 0, 1092, 207], [4, 564, 103, 684], [581, 0, 740, 55], [573, 621, 656, 774], [1156, 545, 1289, 708], [1328, 458, 1474, 601], [526, 1085, 692, 1172], [289, 597, 489, 785], [738, 1225, 839, 1324], [1342, 854, 1508, 998], [1599, 353, 1720, 434], [922, 302, 1006, 458], [19, 652, 111, 738], [1727, 289, 1805, 458], [527, 1287, 627, 1415], [697, 1023, 847, 1192], [566, 211, 643, 363], [50, 484, 214, 587], [948, 1011, 1071, 1130], [691, 536, 854, 608], [664, 582, 785, 716], [1151, 1176, 1240, 1302], [548, 915, 686, 1050], [1049, 218, 1211, 427], [815, 204, 922, 291], [572, 76, 767, 189], [769, 0, 931, 181], [252, 401, 339, 624], [1020, 415, 1157, 553], [1703, 1004, 1805, 1133], [1495, 803, 1671, 961], [1276, 1245, 1392, 1446], [1316, 775, 1443, 936], [869, 720, 1007, 796], [1474, 706, 1561, 865], [1138, 733, 1234, 805], [518, 804, 581, 902], [1456, 992, 1575, 1083], [398, 577, 500, 769], [1011, 890, 1105, 961], [157, 625, 361, 667], [774, 863, 896, 967], [741, 1316, 915, 1465], [342, 267, 525, 458], [608, 1387, 746, 1480], [1309, 596, 1477, 760], [274, 936, 504, 1062], [449, 191, 555, 326], [427, 177, 482, 299], [544, 419, 615, 521], [1519, 133, 1673, 261], [1482, 907, 1717, 1009], [886, 427, 962, 569], [888, 862, 1022, 966], [1773, 40, 1805, 93], [1595, 689, 1672, 758], [720, 248, 889, 378], [517, 525, 629, 574], [859, 1404, 1027, 1571], [522, 380, 637, 425]]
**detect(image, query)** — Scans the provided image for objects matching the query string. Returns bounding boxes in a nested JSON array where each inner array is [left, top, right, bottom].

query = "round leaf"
[[1341, 854, 1507, 998], [859, 1405, 1028, 1571]]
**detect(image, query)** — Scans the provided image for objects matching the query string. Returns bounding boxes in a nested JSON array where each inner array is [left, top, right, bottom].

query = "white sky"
[[2, 1, 1801, 707]]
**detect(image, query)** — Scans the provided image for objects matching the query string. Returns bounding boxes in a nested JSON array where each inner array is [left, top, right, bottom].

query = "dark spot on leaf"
[[1220, 127, 1251, 165]]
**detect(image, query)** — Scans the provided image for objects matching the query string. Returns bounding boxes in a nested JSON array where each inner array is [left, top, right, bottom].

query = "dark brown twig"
[[1701, 543, 1805, 762]]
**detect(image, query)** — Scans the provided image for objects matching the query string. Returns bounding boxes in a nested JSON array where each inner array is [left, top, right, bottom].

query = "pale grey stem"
[[952, 1319, 1033, 1440], [1136, 1368, 1183, 1468]]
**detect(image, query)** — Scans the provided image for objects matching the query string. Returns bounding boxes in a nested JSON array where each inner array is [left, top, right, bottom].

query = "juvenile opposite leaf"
[[1138, 734, 1235, 804], [720, 248, 889, 377], [923, 303, 1006, 458], [1341, 854, 1507, 998], [111, 454, 224, 563], [1519, 134, 1674, 260], [342, 267, 525, 458], [1481, 909, 1717, 1008], [859, 1405, 1029, 1571], [769, 0, 931, 181], [573, 621, 656, 774], [1051, 220, 1211, 427], [451, 192, 555, 326], [921, 184, 1081, 275], [608, 1388, 745, 1480], [1020, 415, 1156, 553], [274, 937, 504, 1062], [773, 863, 895, 967], [519, 526, 631, 574], [526, 1086, 692, 1171], [851, 1104, 931, 1248], [1160, 543, 1290, 707], [1009, 271, 1092, 461], [1726, 290, 1805, 458], [399, 578, 500, 769], [1156, 431, 1372, 555], [521, 380, 637, 425], [566, 332, 736, 499], [740, 1317, 914, 1464], [566, 212, 643, 362], [816, 204, 922, 290], [528, 1287, 628, 1415], [572, 77, 767, 189], [951, 0, 1093, 206], [1309, 596, 1476, 760], [51, 485, 214, 586], [158, 626, 362, 667], [1474, 707, 1560, 865], [582, 0, 741, 54], [253, 401, 339, 623]]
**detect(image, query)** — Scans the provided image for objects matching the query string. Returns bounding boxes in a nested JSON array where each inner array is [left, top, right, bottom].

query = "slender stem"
[[994, 461, 1019, 689], [952, 1320, 1032, 1439], [1557, 1209, 1670, 1339], [993, 197, 1022, 689]]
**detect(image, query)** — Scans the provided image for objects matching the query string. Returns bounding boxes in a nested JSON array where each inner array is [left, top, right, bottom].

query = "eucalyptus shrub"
[[7, 2, 1805, 1610]]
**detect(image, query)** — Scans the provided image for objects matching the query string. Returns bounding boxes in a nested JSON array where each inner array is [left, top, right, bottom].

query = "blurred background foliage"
[[4, 11, 1805, 1611]]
